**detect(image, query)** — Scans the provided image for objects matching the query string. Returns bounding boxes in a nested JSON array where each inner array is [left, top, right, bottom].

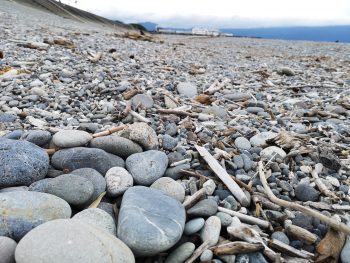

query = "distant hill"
[[221, 25, 350, 43], [139, 22, 158, 31]]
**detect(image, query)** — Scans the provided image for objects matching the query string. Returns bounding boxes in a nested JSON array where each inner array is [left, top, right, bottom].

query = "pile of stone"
[[1, 0, 350, 262]]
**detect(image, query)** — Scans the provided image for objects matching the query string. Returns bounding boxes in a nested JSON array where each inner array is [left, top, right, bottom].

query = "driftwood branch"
[[211, 241, 264, 255], [92, 125, 127, 138], [157, 108, 198, 117], [311, 163, 339, 200], [258, 161, 350, 236], [285, 224, 318, 245], [268, 239, 313, 259], [195, 145, 250, 206]]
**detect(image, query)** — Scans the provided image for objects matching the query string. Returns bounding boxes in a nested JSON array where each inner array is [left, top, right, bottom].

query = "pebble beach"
[[1, 0, 350, 262]]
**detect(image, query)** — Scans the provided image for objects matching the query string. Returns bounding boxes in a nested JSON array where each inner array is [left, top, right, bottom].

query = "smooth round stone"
[[165, 242, 195, 263], [71, 168, 106, 203], [271, 231, 290, 245], [187, 199, 218, 217], [246, 107, 264, 114], [184, 218, 205, 235], [126, 150, 168, 186], [260, 146, 286, 160], [107, 153, 125, 168], [0, 191, 71, 241], [250, 132, 277, 147], [0, 236, 17, 263], [295, 183, 320, 202], [105, 167, 133, 197], [131, 94, 154, 109], [0, 186, 29, 193], [31, 174, 94, 206], [15, 219, 135, 263], [73, 208, 116, 235], [122, 122, 158, 150], [117, 186, 186, 256], [200, 249, 213, 261], [234, 155, 244, 169], [162, 134, 178, 150], [0, 138, 49, 187], [234, 137, 251, 150], [3, 130, 24, 140], [0, 113, 16, 123], [165, 163, 191, 180], [216, 212, 233, 226], [151, 177, 185, 202], [51, 147, 114, 175], [223, 92, 250, 101], [201, 216, 221, 246], [53, 130, 92, 148], [20, 130, 51, 147], [90, 135, 143, 159], [176, 82, 198, 98]]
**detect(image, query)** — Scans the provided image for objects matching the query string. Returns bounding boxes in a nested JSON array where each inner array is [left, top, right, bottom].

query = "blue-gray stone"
[[162, 134, 178, 150], [165, 163, 190, 180], [234, 137, 251, 150], [20, 130, 52, 147], [187, 199, 218, 216], [295, 183, 320, 202], [0, 191, 71, 241], [51, 147, 114, 175], [184, 218, 205, 235], [0, 236, 17, 263], [271, 231, 290, 245], [90, 135, 142, 159], [233, 155, 244, 169], [117, 186, 185, 256], [3, 130, 24, 140], [126, 150, 168, 186], [0, 138, 49, 187], [0, 113, 16, 123]]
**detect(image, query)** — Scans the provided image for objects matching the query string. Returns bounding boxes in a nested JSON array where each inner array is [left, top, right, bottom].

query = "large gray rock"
[[30, 174, 94, 206], [15, 219, 135, 263], [71, 168, 106, 203], [126, 150, 168, 186], [73, 208, 116, 235], [122, 122, 158, 150], [0, 191, 71, 241], [295, 183, 320, 202], [0, 138, 49, 187], [52, 130, 92, 148], [0, 236, 17, 263], [176, 82, 198, 98], [90, 135, 142, 159], [51, 147, 114, 175], [117, 186, 186, 256]]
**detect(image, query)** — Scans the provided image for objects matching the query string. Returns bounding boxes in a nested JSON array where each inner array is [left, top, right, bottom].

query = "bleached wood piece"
[[211, 241, 264, 255], [268, 239, 313, 259], [195, 145, 249, 206], [311, 163, 339, 200], [218, 207, 270, 229], [92, 125, 127, 138]]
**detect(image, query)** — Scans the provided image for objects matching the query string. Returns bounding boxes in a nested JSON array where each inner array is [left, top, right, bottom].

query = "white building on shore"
[[191, 27, 220, 36]]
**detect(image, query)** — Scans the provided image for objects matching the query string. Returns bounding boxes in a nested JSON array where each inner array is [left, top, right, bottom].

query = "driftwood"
[[211, 241, 264, 255], [88, 191, 106, 208], [92, 125, 127, 138], [204, 78, 231, 94], [87, 51, 102, 63], [218, 207, 270, 229], [157, 108, 198, 117], [315, 216, 346, 263], [285, 225, 318, 245], [268, 239, 313, 259], [258, 161, 350, 235], [195, 145, 250, 206], [227, 223, 280, 262], [311, 163, 339, 200], [184, 241, 210, 263], [182, 179, 216, 209]]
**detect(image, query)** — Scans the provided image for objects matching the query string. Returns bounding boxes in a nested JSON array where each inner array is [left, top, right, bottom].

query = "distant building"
[[192, 27, 220, 36]]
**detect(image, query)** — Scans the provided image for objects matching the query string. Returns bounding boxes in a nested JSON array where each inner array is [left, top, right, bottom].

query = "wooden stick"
[[218, 207, 270, 229], [195, 145, 249, 206], [311, 163, 339, 200], [204, 78, 230, 94], [268, 239, 313, 259], [285, 225, 317, 245], [211, 241, 264, 255], [129, 110, 151, 123], [92, 125, 127, 138], [258, 161, 350, 235], [157, 108, 198, 117]]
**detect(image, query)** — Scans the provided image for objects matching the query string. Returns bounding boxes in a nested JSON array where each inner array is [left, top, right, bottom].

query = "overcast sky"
[[60, 0, 350, 28]]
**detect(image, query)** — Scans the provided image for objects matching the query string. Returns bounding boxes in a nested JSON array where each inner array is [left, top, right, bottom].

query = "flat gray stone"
[[165, 242, 195, 263], [20, 130, 52, 147], [117, 186, 186, 256], [184, 218, 205, 235], [71, 168, 106, 203], [51, 147, 114, 175], [295, 183, 320, 202], [176, 82, 198, 98], [165, 163, 190, 180], [53, 130, 92, 148], [151, 177, 185, 202], [0, 236, 17, 263], [15, 219, 135, 263], [30, 174, 94, 206], [90, 135, 142, 159], [73, 208, 116, 235], [0, 138, 49, 187], [126, 150, 168, 186], [234, 137, 251, 150], [187, 198, 218, 217], [0, 191, 71, 241], [223, 92, 250, 101], [200, 216, 221, 246]]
